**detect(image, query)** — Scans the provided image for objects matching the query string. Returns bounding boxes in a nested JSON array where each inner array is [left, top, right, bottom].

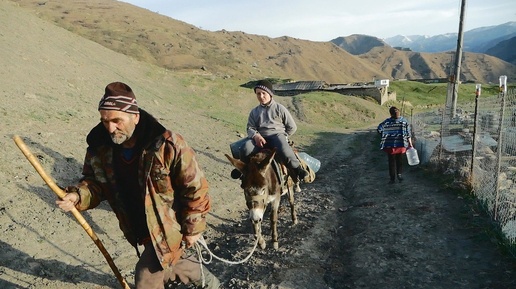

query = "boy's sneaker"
[[296, 167, 309, 180], [397, 174, 403, 182], [231, 169, 242, 179]]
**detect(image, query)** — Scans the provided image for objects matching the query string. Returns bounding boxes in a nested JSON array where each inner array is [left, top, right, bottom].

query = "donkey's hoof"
[[273, 242, 279, 250]]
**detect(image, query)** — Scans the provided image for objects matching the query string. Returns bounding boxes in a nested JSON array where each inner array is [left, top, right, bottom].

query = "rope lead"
[[193, 234, 260, 287]]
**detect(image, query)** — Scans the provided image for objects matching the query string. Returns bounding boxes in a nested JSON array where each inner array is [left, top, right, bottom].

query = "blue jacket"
[[377, 116, 411, 149]]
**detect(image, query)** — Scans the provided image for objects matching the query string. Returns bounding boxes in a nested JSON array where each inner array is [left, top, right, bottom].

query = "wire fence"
[[410, 87, 516, 254]]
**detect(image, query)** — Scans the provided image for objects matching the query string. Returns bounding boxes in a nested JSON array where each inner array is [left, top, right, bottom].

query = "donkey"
[[225, 148, 298, 250]]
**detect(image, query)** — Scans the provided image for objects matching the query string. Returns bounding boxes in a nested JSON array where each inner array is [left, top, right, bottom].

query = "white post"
[[499, 75, 507, 94]]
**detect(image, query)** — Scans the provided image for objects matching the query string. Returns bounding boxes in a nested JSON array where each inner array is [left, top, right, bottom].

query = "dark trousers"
[[240, 134, 301, 169], [387, 153, 403, 180], [135, 242, 219, 289]]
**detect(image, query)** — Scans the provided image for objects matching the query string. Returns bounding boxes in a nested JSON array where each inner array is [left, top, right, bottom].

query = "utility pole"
[[450, 0, 467, 119]]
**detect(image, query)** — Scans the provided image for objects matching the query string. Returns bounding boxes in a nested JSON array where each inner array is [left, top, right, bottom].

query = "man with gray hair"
[[57, 81, 220, 289]]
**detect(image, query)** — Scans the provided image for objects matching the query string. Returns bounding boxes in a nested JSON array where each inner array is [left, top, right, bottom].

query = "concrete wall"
[[333, 86, 396, 105]]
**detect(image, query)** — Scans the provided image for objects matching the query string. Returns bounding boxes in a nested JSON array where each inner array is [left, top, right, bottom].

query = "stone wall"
[[274, 81, 396, 105]]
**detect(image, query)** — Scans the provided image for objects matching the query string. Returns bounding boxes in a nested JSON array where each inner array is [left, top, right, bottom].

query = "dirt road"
[[205, 128, 516, 289]]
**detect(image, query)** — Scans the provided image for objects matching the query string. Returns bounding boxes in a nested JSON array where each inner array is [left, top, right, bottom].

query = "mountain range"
[[8, 0, 516, 84], [381, 21, 516, 64]]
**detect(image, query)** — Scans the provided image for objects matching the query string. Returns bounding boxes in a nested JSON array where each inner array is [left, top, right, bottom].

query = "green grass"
[[389, 81, 512, 109], [295, 92, 385, 129]]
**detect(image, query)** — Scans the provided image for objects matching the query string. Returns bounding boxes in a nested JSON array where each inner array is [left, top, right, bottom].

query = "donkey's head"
[[225, 149, 278, 223]]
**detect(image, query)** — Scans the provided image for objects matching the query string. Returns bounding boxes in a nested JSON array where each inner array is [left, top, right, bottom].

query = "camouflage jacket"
[[74, 109, 211, 268]]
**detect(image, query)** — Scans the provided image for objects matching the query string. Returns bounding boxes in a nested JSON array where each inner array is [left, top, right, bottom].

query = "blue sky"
[[121, 0, 515, 41]]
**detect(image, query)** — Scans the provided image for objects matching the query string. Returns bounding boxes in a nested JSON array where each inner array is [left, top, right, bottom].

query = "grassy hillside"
[[8, 0, 385, 84], [9, 0, 516, 84], [1, 0, 510, 149]]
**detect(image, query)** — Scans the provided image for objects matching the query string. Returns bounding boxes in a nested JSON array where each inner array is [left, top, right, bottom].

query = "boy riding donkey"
[[231, 79, 309, 181]]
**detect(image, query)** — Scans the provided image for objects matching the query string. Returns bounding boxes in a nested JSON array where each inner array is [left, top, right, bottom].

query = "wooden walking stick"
[[13, 135, 131, 289]]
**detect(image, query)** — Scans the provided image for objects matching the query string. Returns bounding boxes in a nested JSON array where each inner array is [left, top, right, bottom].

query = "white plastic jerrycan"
[[406, 147, 420, 166]]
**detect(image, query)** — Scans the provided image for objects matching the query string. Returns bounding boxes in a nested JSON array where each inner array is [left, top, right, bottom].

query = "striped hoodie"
[[377, 116, 411, 149]]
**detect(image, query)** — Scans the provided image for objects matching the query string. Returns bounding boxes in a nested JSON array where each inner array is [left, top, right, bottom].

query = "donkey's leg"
[[287, 184, 298, 225], [253, 221, 266, 249], [270, 196, 280, 249], [290, 169, 302, 193]]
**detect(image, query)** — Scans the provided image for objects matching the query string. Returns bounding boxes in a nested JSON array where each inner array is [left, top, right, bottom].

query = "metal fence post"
[[494, 90, 507, 220], [470, 85, 481, 186]]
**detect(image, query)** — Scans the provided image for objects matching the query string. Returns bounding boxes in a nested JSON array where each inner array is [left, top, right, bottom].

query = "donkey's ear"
[[259, 150, 276, 170], [225, 153, 246, 172]]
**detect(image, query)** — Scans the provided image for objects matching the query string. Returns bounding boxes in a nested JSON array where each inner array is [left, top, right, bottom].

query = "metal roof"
[[274, 81, 327, 91]]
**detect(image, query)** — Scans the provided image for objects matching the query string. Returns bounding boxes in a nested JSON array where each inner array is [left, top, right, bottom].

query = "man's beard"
[[110, 128, 134, 145]]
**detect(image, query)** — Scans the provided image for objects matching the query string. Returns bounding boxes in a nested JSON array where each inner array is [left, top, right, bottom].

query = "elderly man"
[[56, 82, 220, 289]]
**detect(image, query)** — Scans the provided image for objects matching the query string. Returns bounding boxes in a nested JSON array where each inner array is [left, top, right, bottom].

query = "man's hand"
[[253, 134, 266, 148], [183, 234, 201, 248], [56, 186, 80, 212]]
